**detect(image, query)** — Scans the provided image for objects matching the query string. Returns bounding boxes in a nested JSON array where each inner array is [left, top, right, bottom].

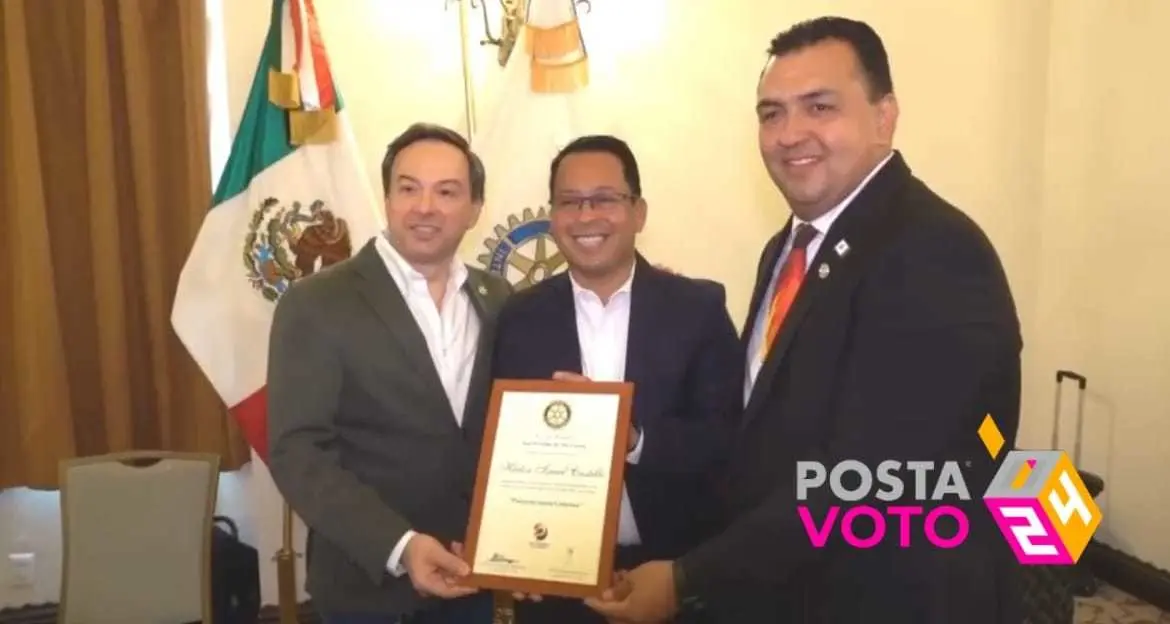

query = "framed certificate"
[[462, 378, 634, 599]]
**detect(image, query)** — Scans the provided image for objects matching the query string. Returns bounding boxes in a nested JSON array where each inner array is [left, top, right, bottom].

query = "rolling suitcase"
[[1052, 370, 1106, 502], [1020, 370, 1105, 624], [1051, 370, 1105, 597]]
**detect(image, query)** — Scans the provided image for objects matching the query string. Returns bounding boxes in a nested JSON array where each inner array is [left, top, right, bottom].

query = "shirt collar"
[[791, 151, 894, 236], [376, 232, 469, 292], [569, 260, 635, 303]]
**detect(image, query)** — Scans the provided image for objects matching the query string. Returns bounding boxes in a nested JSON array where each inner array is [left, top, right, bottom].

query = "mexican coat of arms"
[[243, 197, 352, 302]]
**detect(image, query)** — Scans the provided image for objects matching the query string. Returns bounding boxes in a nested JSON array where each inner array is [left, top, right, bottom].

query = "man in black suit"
[[586, 17, 1024, 624], [494, 135, 743, 623]]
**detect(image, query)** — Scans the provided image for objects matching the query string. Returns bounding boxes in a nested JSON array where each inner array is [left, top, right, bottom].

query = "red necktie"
[[762, 224, 817, 356]]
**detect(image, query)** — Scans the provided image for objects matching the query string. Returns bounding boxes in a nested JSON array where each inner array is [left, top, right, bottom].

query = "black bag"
[[210, 515, 262, 624]]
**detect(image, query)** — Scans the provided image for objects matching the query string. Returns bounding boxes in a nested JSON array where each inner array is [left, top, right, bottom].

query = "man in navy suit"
[[492, 135, 743, 623]]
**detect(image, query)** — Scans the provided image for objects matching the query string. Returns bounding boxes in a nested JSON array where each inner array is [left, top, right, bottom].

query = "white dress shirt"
[[374, 234, 481, 576], [743, 152, 894, 404], [569, 263, 646, 546]]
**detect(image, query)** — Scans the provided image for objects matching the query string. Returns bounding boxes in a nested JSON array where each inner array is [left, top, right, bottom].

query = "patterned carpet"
[[0, 588, 1165, 624], [1077, 584, 1170, 623]]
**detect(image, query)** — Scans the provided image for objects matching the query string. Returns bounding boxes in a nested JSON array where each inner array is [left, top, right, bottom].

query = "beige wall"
[[1036, 0, 1170, 562], [1, 0, 1166, 609]]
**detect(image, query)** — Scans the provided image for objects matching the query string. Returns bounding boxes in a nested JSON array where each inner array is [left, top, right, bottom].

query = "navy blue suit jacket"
[[491, 255, 743, 559]]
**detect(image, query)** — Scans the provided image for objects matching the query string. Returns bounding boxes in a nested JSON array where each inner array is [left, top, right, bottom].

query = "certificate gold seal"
[[543, 400, 571, 429]]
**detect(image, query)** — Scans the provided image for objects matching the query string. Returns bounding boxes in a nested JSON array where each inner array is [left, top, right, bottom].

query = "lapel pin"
[[817, 263, 831, 279], [477, 285, 488, 295], [834, 240, 850, 257]]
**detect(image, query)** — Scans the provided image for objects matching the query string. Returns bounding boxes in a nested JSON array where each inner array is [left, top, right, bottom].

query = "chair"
[[58, 450, 220, 624]]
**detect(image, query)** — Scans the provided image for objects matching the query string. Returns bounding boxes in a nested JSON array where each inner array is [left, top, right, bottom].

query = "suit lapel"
[[624, 256, 657, 421], [742, 152, 914, 424], [547, 276, 585, 373], [741, 225, 791, 348], [352, 240, 455, 424], [461, 270, 503, 440], [463, 271, 496, 398], [742, 232, 848, 422]]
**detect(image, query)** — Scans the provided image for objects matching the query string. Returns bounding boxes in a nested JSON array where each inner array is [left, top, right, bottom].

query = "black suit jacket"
[[492, 255, 743, 558], [679, 153, 1025, 623]]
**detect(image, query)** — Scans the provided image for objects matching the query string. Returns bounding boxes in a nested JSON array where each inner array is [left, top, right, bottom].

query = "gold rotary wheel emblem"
[[477, 207, 568, 290], [543, 400, 571, 429]]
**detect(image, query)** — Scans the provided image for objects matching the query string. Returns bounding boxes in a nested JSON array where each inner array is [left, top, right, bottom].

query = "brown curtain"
[[0, 0, 249, 489]]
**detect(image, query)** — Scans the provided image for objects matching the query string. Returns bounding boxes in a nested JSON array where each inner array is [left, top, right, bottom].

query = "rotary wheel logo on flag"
[[476, 207, 567, 290], [243, 197, 352, 302]]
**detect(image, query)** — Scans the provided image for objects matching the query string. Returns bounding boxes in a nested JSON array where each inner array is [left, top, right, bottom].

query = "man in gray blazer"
[[267, 123, 511, 623]]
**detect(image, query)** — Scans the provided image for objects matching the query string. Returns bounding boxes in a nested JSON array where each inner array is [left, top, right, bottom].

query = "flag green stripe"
[[210, 0, 346, 207]]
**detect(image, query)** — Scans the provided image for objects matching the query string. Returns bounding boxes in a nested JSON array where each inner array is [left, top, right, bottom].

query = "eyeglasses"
[[550, 192, 636, 213]]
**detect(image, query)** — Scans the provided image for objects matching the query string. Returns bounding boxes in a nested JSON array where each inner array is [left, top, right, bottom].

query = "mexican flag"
[[171, 0, 382, 461], [462, 0, 595, 288]]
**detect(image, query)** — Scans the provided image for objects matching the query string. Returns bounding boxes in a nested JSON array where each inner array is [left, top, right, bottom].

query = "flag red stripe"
[[230, 386, 269, 463], [302, 0, 336, 108], [289, 0, 305, 70]]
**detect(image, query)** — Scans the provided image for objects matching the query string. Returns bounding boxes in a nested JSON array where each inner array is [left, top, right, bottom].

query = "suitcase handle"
[[1056, 370, 1087, 389], [1052, 370, 1088, 464]]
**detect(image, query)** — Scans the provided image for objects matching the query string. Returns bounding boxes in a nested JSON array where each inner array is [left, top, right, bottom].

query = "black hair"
[[380, 122, 486, 202], [547, 135, 642, 199], [766, 17, 893, 100]]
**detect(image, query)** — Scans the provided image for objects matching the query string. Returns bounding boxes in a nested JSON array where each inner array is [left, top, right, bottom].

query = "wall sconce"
[[448, 0, 592, 66]]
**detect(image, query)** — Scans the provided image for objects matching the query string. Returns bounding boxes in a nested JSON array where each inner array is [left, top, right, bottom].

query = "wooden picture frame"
[[462, 378, 634, 598]]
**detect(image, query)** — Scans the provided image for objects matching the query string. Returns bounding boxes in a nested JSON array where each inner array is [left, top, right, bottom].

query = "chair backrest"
[[58, 450, 220, 624]]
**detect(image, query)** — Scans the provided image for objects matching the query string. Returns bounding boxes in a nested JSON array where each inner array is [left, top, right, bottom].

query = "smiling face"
[[548, 151, 646, 283], [383, 139, 481, 269], [756, 38, 898, 221]]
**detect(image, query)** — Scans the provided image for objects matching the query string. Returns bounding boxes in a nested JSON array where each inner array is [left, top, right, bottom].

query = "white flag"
[[462, 0, 600, 289]]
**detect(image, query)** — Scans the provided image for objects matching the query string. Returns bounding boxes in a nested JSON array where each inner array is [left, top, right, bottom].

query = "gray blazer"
[[266, 239, 512, 616]]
